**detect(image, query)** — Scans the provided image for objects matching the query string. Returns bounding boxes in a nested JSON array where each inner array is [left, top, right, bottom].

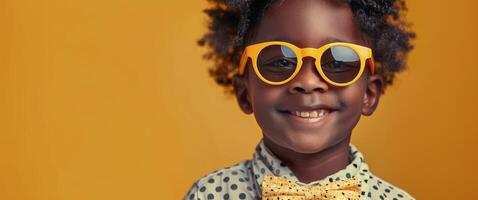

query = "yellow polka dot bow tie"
[[261, 175, 361, 200]]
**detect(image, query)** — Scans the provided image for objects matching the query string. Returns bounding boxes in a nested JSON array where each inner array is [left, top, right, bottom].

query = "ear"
[[362, 74, 384, 116], [232, 74, 253, 114]]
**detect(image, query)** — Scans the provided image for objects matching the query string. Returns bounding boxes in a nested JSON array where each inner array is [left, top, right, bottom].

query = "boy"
[[185, 0, 415, 199]]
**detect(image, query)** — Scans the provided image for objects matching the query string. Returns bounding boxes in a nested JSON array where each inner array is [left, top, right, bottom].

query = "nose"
[[287, 58, 329, 94]]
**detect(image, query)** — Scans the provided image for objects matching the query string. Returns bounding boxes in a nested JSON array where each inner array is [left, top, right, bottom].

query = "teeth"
[[290, 109, 330, 118], [300, 112, 309, 117], [309, 111, 318, 117]]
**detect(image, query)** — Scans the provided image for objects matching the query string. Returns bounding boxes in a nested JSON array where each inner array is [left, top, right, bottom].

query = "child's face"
[[234, 0, 383, 154]]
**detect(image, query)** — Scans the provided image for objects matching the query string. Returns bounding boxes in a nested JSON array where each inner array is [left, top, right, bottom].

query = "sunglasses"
[[238, 41, 375, 86]]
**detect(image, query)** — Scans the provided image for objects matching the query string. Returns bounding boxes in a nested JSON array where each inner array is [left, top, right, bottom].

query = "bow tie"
[[261, 175, 362, 200]]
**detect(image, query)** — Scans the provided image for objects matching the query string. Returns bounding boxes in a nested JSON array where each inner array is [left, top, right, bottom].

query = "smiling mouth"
[[280, 109, 334, 123], [290, 110, 329, 118]]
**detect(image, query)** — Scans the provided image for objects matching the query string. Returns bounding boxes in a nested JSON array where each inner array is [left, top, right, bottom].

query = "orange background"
[[1, 0, 477, 199]]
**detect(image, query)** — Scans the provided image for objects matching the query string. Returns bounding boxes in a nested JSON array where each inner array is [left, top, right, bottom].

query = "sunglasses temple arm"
[[239, 51, 248, 75], [367, 56, 375, 75]]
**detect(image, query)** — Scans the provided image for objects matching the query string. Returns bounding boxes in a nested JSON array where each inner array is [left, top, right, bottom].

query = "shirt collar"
[[251, 139, 371, 192]]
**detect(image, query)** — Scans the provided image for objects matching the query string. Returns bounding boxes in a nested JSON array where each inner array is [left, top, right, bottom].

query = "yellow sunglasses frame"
[[238, 41, 375, 86]]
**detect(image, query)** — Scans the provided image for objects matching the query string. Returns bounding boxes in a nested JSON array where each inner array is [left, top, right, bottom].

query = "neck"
[[263, 136, 352, 184]]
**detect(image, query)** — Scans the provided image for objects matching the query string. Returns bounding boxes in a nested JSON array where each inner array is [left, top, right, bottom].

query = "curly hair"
[[198, 0, 415, 94]]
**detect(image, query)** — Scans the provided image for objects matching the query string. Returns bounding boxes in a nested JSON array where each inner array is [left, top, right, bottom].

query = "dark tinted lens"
[[320, 45, 361, 84], [257, 45, 298, 82]]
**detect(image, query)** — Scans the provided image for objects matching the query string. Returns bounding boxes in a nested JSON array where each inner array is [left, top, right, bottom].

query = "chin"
[[285, 134, 333, 154]]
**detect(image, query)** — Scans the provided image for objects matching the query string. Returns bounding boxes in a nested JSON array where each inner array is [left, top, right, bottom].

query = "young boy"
[[185, 0, 415, 199]]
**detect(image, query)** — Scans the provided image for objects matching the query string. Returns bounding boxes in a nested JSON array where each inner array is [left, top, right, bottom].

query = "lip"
[[277, 103, 339, 113], [278, 107, 337, 127]]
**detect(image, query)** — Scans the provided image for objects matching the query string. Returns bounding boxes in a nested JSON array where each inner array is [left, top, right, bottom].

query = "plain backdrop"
[[1, 0, 477, 199]]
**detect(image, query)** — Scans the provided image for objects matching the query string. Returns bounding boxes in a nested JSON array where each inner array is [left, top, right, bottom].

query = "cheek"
[[336, 81, 367, 126], [247, 67, 282, 110], [341, 85, 365, 107], [247, 70, 286, 132], [249, 81, 280, 116]]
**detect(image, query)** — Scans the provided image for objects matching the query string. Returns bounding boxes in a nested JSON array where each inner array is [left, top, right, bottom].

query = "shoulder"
[[363, 172, 415, 200], [183, 159, 256, 200]]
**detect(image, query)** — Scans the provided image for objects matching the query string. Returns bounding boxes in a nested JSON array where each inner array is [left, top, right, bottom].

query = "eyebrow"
[[321, 37, 350, 43], [258, 36, 353, 47]]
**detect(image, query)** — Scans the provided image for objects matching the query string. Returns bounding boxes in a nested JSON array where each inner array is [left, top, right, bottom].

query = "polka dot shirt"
[[184, 139, 415, 200]]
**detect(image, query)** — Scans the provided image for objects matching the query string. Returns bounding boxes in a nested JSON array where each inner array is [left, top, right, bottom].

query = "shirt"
[[184, 139, 415, 200]]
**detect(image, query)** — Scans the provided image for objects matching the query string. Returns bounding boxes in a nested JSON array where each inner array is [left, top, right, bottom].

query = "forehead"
[[251, 0, 365, 47]]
